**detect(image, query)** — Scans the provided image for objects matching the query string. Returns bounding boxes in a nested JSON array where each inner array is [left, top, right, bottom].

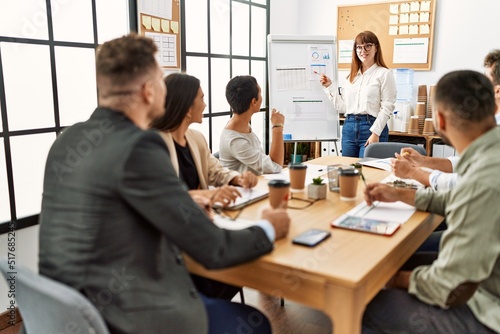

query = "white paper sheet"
[[213, 215, 258, 230], [345, 201, 416, 224]]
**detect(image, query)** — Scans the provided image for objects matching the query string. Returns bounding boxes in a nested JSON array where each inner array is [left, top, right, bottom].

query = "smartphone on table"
[[292, 229, 331, 247]]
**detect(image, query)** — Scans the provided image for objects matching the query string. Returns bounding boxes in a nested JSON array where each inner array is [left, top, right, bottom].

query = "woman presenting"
[[320, 31, 396, 157]]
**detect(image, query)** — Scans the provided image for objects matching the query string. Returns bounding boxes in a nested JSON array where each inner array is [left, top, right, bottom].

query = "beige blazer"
[[160, 129, 240, 189]]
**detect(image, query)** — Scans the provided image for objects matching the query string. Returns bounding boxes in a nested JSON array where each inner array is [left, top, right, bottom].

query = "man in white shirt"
[[392, 49, 500, 191]]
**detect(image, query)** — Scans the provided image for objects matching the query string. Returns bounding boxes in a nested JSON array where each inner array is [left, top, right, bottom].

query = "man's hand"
[[364, 183, 416, 207], [391, 154, 418, 179], [386, 270, 412, 290], [261, 208, 290, 240], [233, 171, 258, 188], [400, 147, 425, 167]]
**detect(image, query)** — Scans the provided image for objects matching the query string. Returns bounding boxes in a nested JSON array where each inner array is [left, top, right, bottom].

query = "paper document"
[[346, 201, 416, 224], [213, 215, 258, 230], [359, 158, 393, 171], [213, 186, 268, 210]]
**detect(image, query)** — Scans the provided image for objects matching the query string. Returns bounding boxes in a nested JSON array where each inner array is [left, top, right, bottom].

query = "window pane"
[[55, 46, 97, 127], [211, 115, 231, 153], [252, 60, 267, 107], [232, 2, 249, 56], [10, 133, 56, 219], [211, 58, 231, 113], [0, 139, 10, 222], [51, 1, 94, 43], [251, 0, 267, 5], [251, 111, 266, 148], [185, 0, 208, 53], [188, 120, 210, 148], [96, 0, 129, 44], [251, 6, 267, 57], [2, 43, 54, 131], [232, 59, 250, 76], [210, 0, 230, 54], [186, 57, 209, 114], [0, 0, 49, 40]]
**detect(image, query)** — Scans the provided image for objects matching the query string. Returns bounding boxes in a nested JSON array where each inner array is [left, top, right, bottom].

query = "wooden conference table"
[[186, 156, 443, 334]]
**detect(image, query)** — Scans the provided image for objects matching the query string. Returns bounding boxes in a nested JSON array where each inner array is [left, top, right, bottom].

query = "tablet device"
[[292, 229, 331, 247], [331, 215, 400, 236]]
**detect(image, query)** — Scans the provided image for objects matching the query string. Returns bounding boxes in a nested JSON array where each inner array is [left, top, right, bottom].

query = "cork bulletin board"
[[137, 0, 181, 69], [337, 0, 436, 71]]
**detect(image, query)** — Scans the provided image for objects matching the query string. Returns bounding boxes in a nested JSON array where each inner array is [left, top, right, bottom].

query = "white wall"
[[273, 0, 500, 93]]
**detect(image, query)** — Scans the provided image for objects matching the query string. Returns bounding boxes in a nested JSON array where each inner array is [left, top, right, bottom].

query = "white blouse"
[[324, 64, 397, 136]]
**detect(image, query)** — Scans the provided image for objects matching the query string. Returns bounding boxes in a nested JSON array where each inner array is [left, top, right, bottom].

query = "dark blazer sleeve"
[[119, 132, 273, 269]]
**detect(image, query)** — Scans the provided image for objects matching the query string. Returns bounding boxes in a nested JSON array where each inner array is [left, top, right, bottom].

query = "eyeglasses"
[[355, 43, 374, 52]]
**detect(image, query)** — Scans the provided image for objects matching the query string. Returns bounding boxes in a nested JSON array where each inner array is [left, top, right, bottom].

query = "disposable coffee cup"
[[288, 163, 308, 192], [327, 164, 353, 192], [339, 168, 359, 201], [268, 179, 290, 208]]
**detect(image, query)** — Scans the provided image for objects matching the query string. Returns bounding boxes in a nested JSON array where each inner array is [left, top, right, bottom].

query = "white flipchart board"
[[267, 35, 339, 141]]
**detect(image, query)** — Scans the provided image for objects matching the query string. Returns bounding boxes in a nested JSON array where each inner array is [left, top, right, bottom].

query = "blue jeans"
[[342, 114, 389, 158], [201, 293, 272, 334]]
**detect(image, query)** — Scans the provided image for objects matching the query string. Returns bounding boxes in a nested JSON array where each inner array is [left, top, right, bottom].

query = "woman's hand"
[[233, 171, 258, 188], [319, 74, 332, 88], [210, 185, 241, 207], [364, 133, 380, 146]]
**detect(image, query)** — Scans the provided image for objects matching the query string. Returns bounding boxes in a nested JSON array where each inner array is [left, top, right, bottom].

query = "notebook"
[[212, 186, 269, 211]]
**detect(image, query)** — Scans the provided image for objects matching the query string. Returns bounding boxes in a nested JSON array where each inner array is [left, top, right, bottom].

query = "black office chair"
[[0, 258, 110, 334], [364, 142, 427, 158]]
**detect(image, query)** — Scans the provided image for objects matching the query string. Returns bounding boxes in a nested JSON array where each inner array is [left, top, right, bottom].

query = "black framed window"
[[0, 0, 130, 233], [180, 0, 270, 154]]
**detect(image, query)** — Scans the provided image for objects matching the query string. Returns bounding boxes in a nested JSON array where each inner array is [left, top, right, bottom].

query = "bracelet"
[[272, 124, 284, 129]]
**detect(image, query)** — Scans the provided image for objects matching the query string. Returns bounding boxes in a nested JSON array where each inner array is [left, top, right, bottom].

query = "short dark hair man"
[[38, 34, 289, 334], [362, 70, 500, 333]]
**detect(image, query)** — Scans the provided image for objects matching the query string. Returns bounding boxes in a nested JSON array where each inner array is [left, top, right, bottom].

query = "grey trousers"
[[362, 289, 497, 334]]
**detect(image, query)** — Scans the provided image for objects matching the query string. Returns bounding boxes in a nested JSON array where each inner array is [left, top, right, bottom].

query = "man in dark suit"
[[38, 34, 290, 334]]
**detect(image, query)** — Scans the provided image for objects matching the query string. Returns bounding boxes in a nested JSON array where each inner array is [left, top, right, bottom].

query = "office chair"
[[364, 142, 427, 159], [0, 258, 110, 334]]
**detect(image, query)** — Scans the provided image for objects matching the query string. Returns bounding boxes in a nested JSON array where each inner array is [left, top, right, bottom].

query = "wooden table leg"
[[324, 284, 365, 334]]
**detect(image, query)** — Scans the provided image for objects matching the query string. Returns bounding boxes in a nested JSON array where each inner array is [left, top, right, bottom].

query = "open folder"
[[212, 186, 269, 211]]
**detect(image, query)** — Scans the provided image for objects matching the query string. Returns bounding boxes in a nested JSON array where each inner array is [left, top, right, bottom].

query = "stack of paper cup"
[[422, 118, 435, 135], [415, 102, 426, 134], [427, 85, 436, 119], [408, 115, 420, 134]]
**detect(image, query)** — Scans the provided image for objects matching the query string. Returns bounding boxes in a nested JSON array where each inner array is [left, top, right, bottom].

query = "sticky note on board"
[[161, 19, 170, 32], [389, 26, 399, 36], [409, 25, 419, 34], [420, 12, 430, 22], [171, 21, 179, 34], [400, 25, 409, 35], [421, 1, 431, 11], [390, 4, 399, 14], [142, 15, 152, 29], [152, 17, 161, 32], [410, 1, 420, 11], [420, 24, 430, 34], [390, 15, 399, 25], [410, 13, 419, 23], [400, 13, 409, 24], [400, 3, 410, 12]]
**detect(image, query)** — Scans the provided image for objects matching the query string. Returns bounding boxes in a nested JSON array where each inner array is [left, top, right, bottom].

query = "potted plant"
[[290, 142, 310, 163], [308, 176, 327, 200]]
